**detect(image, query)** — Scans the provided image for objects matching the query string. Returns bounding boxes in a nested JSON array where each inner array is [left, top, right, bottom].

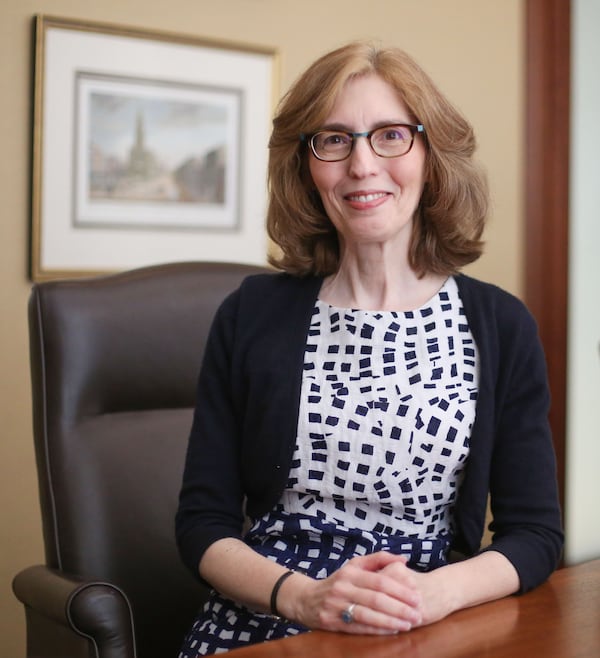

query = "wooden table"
[[228, 559, 600, 657]]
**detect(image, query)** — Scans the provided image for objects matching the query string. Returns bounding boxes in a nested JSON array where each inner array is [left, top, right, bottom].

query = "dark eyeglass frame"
[[301, 123, 425, 162]]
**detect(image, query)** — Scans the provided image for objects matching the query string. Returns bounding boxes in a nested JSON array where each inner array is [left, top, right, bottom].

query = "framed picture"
[[31, 15, 278, 281]]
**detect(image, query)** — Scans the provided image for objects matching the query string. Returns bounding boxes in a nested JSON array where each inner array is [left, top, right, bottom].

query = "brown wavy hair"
[[266, 41, 488, 277]]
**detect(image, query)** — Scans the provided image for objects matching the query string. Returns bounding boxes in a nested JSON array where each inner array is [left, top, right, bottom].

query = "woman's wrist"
[[270, 570, 295, 619], [272, 570, 314, 626], [414, 567, 458, 624], [413, 552, 520, 626]]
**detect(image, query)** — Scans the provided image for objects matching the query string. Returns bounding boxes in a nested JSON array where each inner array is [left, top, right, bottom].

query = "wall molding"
[[525, 0, 570, 509]]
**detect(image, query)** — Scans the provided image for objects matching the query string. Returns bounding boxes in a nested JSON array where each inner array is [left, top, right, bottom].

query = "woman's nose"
[[347, 136, 379, 178]]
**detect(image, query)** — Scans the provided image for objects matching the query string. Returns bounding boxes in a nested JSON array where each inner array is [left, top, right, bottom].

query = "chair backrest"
[[28, 261, 267, 658]]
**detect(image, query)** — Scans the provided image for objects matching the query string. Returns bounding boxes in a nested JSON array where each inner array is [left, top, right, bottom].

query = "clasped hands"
[[285, 551, 447, 635]]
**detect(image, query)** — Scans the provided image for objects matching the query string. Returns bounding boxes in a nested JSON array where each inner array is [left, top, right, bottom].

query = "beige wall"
[[0, 1, 523, 654]]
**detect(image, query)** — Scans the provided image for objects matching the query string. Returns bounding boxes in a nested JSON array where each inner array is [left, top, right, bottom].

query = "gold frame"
[[31, 15, 279, 281]]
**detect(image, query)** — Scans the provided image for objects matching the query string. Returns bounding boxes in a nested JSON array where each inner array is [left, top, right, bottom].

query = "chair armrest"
[[13, 565, 135, 658]]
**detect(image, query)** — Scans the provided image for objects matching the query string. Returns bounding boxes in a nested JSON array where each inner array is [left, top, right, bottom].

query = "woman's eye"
[[322, 133, 350, 147], [381, 127, 409, 141]]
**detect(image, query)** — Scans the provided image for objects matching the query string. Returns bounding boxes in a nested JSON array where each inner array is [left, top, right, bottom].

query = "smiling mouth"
[[345, 192, 388, 203]]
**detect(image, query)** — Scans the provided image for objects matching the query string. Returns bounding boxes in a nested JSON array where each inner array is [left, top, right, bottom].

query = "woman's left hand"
[[381, 550, 521, 627], [381, 562, 451, 626]]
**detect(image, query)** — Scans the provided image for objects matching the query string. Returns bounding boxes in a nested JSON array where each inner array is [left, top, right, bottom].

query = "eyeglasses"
[[302, 123, 425, 162]]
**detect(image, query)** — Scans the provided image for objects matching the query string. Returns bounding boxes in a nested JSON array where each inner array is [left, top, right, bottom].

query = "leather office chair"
[[13, 261, 268, 658]]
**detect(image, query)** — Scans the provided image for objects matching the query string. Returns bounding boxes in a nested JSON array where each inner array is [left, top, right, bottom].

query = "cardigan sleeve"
[[482, 301, 564, 592], [175, 288, 246, 579]]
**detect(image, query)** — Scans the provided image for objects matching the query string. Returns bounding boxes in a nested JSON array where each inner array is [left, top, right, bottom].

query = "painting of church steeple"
[[86, 77, 236, 224], [128, 111, 157, 179]]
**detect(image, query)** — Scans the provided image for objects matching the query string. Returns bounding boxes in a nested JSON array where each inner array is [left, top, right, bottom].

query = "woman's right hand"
[[279, 551, 423, 634]]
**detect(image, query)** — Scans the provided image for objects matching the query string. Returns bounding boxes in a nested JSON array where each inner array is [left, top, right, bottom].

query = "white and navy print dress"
[[179, 276, 479, 656]]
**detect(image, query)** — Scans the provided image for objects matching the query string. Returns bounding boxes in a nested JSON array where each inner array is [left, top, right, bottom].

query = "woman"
[[176, 41, 563, 655]]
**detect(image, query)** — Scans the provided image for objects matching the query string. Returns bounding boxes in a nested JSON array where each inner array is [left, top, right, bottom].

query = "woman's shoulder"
[[235, 270, 322, 304], [240, 269, 321, 291], [455, 273, 541, 350], [455, 273, 532, 317], [217, 270, 322, 320]]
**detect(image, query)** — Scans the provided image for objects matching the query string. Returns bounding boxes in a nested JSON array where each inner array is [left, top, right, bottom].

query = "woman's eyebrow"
[[317, 119, 411, 132]]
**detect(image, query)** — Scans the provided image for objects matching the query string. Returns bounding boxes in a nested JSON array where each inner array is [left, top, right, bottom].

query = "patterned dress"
[[179, 277, 479, 656]]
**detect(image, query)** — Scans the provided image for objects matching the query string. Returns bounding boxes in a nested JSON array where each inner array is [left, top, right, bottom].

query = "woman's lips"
[[345, 191, 388, 202], [344, 191, 390, 208]]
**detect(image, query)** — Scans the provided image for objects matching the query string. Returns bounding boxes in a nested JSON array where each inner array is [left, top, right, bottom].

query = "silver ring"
[[341, 602, 357, 624]]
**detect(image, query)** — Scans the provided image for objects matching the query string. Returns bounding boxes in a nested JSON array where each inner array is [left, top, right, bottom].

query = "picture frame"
[[30, 15, 279, 281]]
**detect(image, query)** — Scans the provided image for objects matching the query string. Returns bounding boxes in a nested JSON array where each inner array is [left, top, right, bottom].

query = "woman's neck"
[[319, 246, 447, 312]]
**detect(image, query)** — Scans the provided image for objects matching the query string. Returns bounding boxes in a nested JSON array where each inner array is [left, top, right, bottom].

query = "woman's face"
[[308, 74, 426, 252]]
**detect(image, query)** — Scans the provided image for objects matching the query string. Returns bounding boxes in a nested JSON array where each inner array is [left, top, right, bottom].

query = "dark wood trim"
[[525, 0, 570, 511]]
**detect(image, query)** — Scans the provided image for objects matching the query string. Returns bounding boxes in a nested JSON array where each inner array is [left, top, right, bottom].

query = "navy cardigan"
[[176, 272, 563, 593]]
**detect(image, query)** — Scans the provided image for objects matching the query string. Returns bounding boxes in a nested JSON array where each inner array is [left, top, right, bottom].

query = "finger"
[[341, 564, 421, 608], [357, 587, 423, 625], [325, 578, 421, 631], [335, 601, 417, 633], [350, 551, 409, 572]]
